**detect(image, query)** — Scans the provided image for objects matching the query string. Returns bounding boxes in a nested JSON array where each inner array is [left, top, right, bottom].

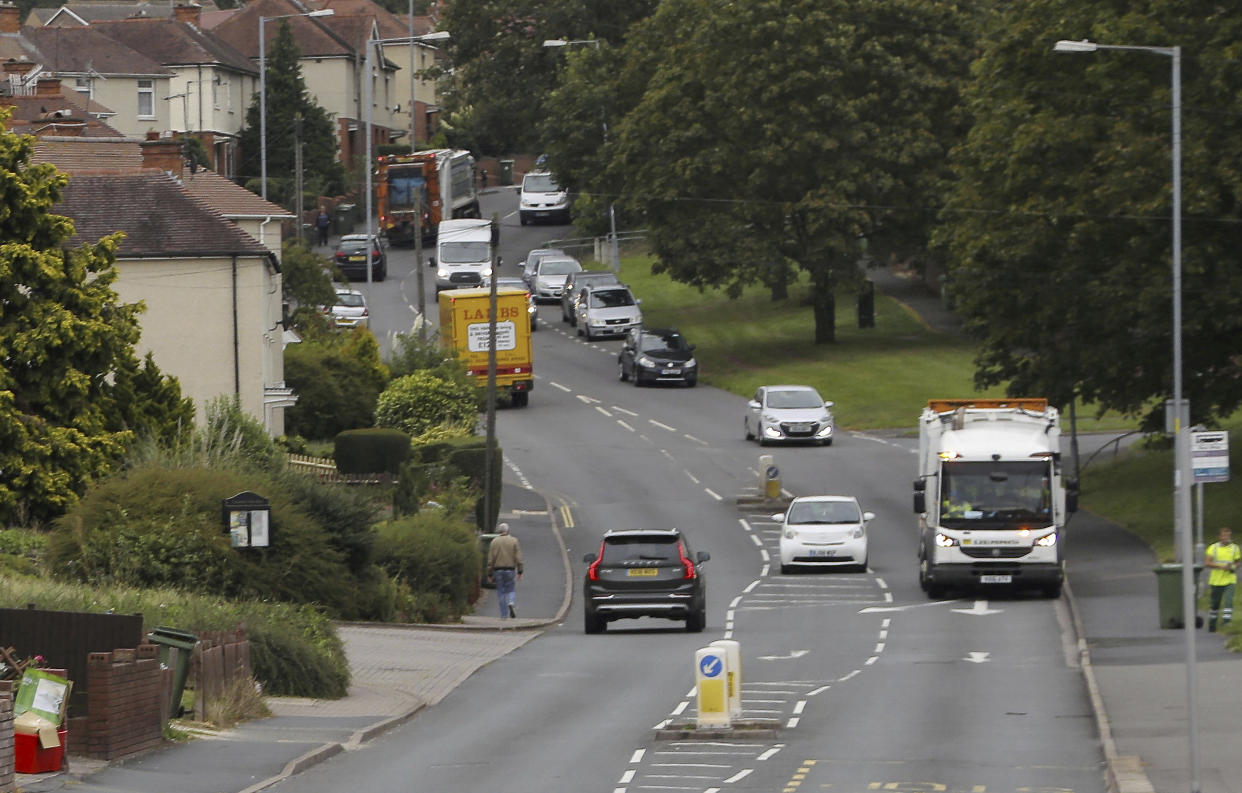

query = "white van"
[[432, 218, 496, 292], [518, 171, 570, 225]]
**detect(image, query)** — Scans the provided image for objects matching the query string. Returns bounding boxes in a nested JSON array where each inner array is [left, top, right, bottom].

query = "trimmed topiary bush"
[[334, 428, 412, 474]]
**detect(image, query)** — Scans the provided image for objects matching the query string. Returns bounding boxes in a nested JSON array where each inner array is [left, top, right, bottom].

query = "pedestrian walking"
[[316, 208, 331, 247], [487, 522, 523, 619], [1205, 526, 1240, 632]]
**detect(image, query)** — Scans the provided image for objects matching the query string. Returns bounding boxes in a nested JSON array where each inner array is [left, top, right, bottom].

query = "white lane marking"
[[595, 406, 613, 417], [685, 687, 696, 698], [729, 595, 743, 609], [550, 381, 572, 392], [757, 650, 809, 660], [705, 488, 722, 501], [965, 651, 991, 664], [750, 534, 763, 547], [786, 717, 800, 728], [685, 470, 700, 484], [631, 749, 646, 763], [661, 449, 676, 461], [808, 685, 830, 696], [865, 656, 879, 665], [952, 599, 1003, 616], [879, 629, 888, 640], [672, 700, 689, 715], [875, 577, 888, 589], [618, 420, 635, 432], [619, 770, 635, 783], [577, 394, 600, 404], [757, 746, 783, 761], [724, 769, 753, 784], [793, 700, 806, 714], [840, 670, 861, 681], [743, 580, 759, 594], [684, 433, 707, 445], [649, 419, 676, 432], [761, 563, 770, 577], [882, 618, 891, 629], [759, 549, 769, 562], [613, 406, 638, 417]]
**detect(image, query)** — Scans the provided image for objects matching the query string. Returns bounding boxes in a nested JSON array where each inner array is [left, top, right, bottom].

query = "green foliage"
[[0, 576, 349, 698], [334, 428, 412, 475], [280, 240, 337, 330], [387, 327, 464, 381], [372, 510, 479, 621], [203, 397, 285, 473], [375, 371, 479, 437], [284, 333, 389, 440], [102, 352, 196, 446], [237, 22, 345, 204], [936, 2, 1242, 429], [270, 468, 379, 577]]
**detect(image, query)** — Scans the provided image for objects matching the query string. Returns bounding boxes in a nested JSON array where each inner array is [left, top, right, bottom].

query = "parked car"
[[518, 171, 571, 225], [521, 248, 565, 288], [773, 495, 873, 573], [529, 255, 582, 303], [326, 286, 369, 329], [575, 284, 642, 341], [561, 270, 620, 324], [493, 276, 539, 331], [744, 384, 835, 446], [582, 528, 710, 634], [618, 327, 698, 387], [333, 233, 387, 281]]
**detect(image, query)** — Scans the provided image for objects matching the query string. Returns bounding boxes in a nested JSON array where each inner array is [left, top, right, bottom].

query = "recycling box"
[[14, 668, 73, 773], [15, 725, 67, 774]]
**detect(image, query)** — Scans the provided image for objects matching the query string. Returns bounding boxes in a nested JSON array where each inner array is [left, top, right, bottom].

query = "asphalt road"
[[263, 193, 1117, 793]]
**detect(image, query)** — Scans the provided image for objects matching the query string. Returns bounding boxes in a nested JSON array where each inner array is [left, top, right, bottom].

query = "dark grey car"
[[582, 528, 709, 633], [618, 327, 698, 387], [561, 270, 620, 324]]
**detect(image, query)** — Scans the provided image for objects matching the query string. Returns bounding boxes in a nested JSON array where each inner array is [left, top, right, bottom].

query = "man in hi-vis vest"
[[1204, 527, 1241, 633]]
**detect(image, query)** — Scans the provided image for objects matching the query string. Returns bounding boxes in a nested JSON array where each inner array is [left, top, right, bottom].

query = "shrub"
[[335, 428, 412, 475], [373, 510, 479, 621], [284, 337, 388, 439], [375, 371, 478, 438]]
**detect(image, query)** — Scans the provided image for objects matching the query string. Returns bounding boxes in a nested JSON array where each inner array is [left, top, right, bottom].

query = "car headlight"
[[934, 532, 958, 548], [483, 267, 493, 278], [852, 526, 865, 539], [637, 355, 656, 368], [685, 358, 697, 369], [437, 268, 449, 278]]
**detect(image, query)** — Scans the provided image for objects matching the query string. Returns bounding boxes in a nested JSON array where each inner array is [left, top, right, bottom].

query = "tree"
[[375, 371, 478, 438], [935, 2, 1242, 427], [609, 0, 972, 342], [284, 333, 389, 440], [280, 239, 337, 331], [103, 352, 196, 446], [237, 21, 345, 205], [0, 108, 156, 526]]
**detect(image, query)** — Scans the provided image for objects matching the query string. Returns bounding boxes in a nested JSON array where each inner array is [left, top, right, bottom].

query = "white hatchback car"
[[775, 495, 873, 573], [328, 287, 368, 329], [744, 384, 835, 446]]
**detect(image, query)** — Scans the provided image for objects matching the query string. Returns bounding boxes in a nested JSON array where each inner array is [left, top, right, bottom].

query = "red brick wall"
[[84, 646, 164, 760], [0, 680, 13, 793]]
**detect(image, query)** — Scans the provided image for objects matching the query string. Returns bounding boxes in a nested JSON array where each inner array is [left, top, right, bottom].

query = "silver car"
[[575, 284, 642, 341], [561, 270, 620, 324], [530, 255, 582, 303], [520, 248, 565, 289], [744, 385, 835, 446], [327, 286, 369, 329]]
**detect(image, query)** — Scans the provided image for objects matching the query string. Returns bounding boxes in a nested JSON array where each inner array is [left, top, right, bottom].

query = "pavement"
[[17, 266, 1240, 793]]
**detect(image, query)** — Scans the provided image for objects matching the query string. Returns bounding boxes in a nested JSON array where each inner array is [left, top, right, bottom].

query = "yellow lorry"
[[438, 287, 534, 406]]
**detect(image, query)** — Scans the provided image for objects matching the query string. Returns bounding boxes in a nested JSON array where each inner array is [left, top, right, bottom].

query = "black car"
[[618, 327, 698, 387], [333, 234, 387, 281], [582, 528, 709, 634]]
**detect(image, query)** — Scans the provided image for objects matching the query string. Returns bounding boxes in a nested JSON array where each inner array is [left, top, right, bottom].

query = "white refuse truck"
[[913, 398, 1078, 599]]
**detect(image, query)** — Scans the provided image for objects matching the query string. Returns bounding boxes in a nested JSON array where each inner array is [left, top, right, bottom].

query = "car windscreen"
[[641, 333, 689, 353], [590, 289, 634, 308], [335, 293, 365, 308], [766, 389, 823, 409], [523, 173, 560, 193], [600, 535, 682, 564], [787, 501, 860, 524], [539, 259, 582, 276], [439, 241, 490, 263], [339, 240, 374, 254]]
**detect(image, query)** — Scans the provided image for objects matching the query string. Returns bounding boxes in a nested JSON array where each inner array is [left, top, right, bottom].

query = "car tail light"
[[587, 542, 604, 581], [679, 542, 696, 579]]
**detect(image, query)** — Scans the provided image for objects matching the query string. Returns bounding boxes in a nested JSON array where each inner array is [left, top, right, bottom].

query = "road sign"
[[694, 648, 730, 728], [1192, 431, 1229, 483]]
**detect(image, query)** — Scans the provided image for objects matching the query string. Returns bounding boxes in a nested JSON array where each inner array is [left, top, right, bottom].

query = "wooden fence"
[[286, 453, 392, 484]]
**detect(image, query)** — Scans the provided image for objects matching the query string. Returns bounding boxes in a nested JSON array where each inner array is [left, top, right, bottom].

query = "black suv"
[[618, 327, 698, 387], [582, 529, 709, 634], [333, 234, 387, 281]]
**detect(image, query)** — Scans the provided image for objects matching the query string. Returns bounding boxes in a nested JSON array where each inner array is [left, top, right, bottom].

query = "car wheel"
[[821, 437, 833, 447], [531, 319, 538, 332], [685, 377, 697, 388], [618, 360, 629, 382], [584, 610, 605, 634], [919, 558, 945, 599], [744, 419, 754, 441], [685, 608, 705, 633], [511, 391, 529, 408], [562, 309, 571, 324], [633, 371, 644, 387], [1042, 581, 1063, 599], [757, 434, 769, 447], [856, 555, 869, 573], [780, 563, 793, 575], [520, 213, 529, 226], [584, 328, 594, 341]]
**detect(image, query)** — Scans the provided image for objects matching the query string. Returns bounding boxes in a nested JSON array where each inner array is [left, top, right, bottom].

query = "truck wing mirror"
[[913, 479, 926, 492], [1065, 479, 1079, 513], [913, 492, 926, 514], [428, 256, 436, 267]]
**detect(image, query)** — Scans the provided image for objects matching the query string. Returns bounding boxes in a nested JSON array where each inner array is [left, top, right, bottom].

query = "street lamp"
[[1054, 37, 1196, 793], [363, 31, 450, 287], [542, 38, 619, 273], [259, 8, 334, 201]]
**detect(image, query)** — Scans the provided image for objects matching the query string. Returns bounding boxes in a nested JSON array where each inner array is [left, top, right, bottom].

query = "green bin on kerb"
[[1153, 563, 1204, 630], [334, 203, 356, 235], [148, 626, 199, 718], [498, 160, 514, 187], [479, 533, 498, 589]]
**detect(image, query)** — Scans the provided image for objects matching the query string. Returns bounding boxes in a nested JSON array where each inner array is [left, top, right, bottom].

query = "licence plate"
[[789, 423, 812, 431], [661, 368, 680, 375], [810, 550, 836, 557], [979, 574, 1012, 584], [348, 255, 364, 262], [627, 568, 658, 577]]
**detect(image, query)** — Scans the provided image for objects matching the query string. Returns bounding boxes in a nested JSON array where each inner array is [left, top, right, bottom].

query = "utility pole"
[[482, 215, 500, 530], [293, 113, 304, 244], [414, 189, 426, 336]]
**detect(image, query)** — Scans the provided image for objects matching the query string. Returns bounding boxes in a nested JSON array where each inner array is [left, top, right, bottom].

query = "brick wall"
[[0, 680, 13, 793], [84, 646, 164, 760]]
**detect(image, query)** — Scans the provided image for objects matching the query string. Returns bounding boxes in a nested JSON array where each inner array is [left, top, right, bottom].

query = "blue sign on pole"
[[699, 654, 723, 678]]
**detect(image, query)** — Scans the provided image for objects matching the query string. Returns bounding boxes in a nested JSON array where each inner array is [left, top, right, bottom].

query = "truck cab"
[[432, 218, 495, 293]]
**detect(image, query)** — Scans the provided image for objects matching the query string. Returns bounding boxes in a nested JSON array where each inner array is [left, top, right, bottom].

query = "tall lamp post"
[[542, 38, 620, 273], [1054, 38, 1196, 793], [259, 8, 334, 201], [363, 31, 450, 288]]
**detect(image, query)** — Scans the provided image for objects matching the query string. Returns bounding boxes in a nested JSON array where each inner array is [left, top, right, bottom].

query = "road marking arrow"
[[576, 395, 600, 404], [951, 599, 1003, 616], [964, 652, 991, 664], [860, 600, 960, 613], [757, 650, 809, 660]]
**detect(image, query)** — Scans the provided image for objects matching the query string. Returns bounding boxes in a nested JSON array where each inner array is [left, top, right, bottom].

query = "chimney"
[[173, 3, 201, 26], [38, 117, 87, 137], [3, 58, 35, 77], [0, 2, 20, 35], [35, 77, 61, 96], [140, 135, 185, 179]]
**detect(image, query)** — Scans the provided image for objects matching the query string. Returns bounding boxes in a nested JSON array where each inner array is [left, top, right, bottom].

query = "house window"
[[74, 77, 92, 99], [137, 79, 154, 118]]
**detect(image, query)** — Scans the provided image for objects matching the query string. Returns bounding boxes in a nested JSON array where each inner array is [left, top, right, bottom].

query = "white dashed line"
[[750, 534, 763, 547], [865, 656, 879, 665], [613, 406, 638, 417], [743, 580, 759, 594], [595, 406, 613, 417], [840, 670, 861, 681], [786, 717, 800, 728], [649, 419, 676, 432], [757, 746, 784, 761], [550, 381, 571, 392], [705, 488, 722, 501], [630, 749, 646, 763], [618, 420, 635, 432], [729, 595, 743, 609], [684, 433, 707, 445], [671, 700, 688, 716], [618, 770, 635, 783], [793, 700, 806, 714], [685, 470, 700, 484], [808, 685, 830, 696], [724, 769, 753, 784]]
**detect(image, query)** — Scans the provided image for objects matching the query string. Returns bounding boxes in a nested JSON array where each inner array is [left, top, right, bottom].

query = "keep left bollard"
[[710, 639, 742, 718], [695, 647, 731, 729]]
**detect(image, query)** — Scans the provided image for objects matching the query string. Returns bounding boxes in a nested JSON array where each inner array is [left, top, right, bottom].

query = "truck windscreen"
[[440, 241, 490, 263], [940, 460, 1051, 526], [387, 174, 426, 209]]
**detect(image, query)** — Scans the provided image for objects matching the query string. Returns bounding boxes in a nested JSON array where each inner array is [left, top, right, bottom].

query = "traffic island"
[[654, 718, 782, 740]]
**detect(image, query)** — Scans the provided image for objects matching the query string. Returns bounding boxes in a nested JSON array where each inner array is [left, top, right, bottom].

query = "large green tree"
[[238, 21, 345, 206], [0, 111, 149, 525], [607, 0, 973, 343], [936, 1, 1242, 426]]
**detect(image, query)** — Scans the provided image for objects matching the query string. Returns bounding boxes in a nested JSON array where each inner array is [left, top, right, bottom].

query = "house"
[[31, 131, 297, 435], [28, 0, 223, 28], [90, 6, 259, 177]]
